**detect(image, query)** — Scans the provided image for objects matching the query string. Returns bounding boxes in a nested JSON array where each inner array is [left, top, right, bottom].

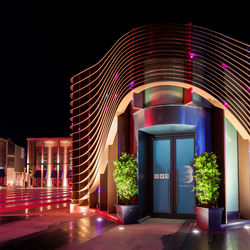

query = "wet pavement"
[[0, 212, 116, 250], [177, 225, 250, 250], [0, 187, 250, 249], [0, 187, 71, 214]]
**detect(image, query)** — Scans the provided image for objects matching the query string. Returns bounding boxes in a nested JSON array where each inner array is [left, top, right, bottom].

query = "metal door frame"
[[150, 134, 196, 219]]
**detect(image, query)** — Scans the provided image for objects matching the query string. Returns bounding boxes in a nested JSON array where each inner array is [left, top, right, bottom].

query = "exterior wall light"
[[192, 229, 200, 234]]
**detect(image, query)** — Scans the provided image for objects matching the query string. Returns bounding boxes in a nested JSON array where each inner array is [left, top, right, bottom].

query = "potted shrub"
[[192, 152, 223, 230], [113, 152, 139, 224]]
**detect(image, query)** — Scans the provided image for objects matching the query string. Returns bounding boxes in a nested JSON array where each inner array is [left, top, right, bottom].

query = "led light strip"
[[70, 24, 249, 204]]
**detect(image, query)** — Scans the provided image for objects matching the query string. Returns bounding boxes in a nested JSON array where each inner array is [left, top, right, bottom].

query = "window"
[[21, 148, 24, 159], [7, 157, 14, 167]]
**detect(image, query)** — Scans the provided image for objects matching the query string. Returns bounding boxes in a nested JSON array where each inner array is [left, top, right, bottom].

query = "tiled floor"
[[0, 187, 250, 249]]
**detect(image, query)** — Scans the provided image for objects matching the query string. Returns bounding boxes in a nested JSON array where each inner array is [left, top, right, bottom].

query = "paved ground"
[[0, 187, 250, 249], [0, 186, 71, 214]]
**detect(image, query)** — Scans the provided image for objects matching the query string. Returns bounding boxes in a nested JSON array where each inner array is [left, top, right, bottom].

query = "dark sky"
[[1, 1, 249, 149]]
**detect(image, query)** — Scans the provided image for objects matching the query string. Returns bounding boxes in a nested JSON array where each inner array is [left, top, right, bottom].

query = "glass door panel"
[[153, 139, 171, 213], [176, 138, 195, 214]]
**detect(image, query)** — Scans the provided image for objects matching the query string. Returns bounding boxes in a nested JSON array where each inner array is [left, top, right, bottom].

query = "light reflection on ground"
[[0, 187, 249, 249]]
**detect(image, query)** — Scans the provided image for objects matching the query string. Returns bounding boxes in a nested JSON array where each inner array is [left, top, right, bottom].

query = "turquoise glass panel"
[[225, 118, 239, 212], [176, 138, 195, 214], [145, 86, 183, 107], [153, 139, 171, 213]]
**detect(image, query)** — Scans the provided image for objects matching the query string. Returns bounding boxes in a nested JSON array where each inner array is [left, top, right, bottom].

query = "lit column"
[[26, 140, 30, 186], [57, 140, 60, 188], [41, 141, 44, 188], [47, 146, 52, 187], [63, 146, 68, 187]]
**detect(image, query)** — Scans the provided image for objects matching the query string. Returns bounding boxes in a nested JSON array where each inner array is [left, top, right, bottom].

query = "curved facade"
[[70, 24, 249, 219]]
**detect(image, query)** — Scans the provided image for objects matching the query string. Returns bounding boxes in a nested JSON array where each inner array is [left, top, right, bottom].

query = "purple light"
[[105, 105, 108, 111], [78, 127, 80, 131], [191, 89, 194, 94], [97, 218, 102, 235], [223, 102, 229, 108], [189, 53, 196, 59], [97, 187, 101, 193], [71, 123, 73, 126], [114, 93, 118, 100], [114, 73, 118, 80], [222, 63, 229, 69], [129, 81, 135, 87]]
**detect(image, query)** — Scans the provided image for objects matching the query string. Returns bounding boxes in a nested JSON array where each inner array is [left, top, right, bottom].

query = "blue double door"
[[152, 135, 195, 218]]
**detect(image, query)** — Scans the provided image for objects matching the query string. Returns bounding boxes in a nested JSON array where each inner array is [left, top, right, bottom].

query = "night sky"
[[1, 1, 249, 149]]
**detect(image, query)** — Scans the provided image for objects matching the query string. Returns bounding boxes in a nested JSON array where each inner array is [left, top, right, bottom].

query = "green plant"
[[192, 152, 221, 207], [113, 153, 138, 202]]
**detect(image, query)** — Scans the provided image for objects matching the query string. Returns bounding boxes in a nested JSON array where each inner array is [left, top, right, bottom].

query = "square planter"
[[194, 206, 224, 230], [115, 204, 139, 224]]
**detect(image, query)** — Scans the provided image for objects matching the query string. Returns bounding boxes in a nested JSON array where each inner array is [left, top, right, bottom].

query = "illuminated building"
[[0, 138, 26, 186], [27, 137, 72, 187], [70, 24, 249, 222]]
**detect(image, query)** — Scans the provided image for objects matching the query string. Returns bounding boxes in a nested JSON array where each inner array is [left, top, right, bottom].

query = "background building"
[[27, 137, 72, 187], [0, 138, 26, 186]]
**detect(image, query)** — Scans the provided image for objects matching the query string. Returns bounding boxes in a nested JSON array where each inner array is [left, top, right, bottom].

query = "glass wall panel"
[[225, 118, 239, 212], [153, 139, 171, 213], [176, 138, 195, 214]]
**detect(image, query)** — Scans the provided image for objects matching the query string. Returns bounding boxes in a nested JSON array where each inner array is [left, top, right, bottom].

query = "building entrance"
[[151, 135, 195, 218]]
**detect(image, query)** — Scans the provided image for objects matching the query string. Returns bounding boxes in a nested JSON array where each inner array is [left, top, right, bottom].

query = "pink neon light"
[[129, 81, 135, 87], [189, 53, 196, 59], [114, 93, 118, 100], [191, 89, 194, 94], [78, 127, 80, 131], [105, 106, 108, 111], [94, 209, 120, 223], [114, 73, 118, 80], [222, 63, 229, 69], [223, 102, 229, 108]]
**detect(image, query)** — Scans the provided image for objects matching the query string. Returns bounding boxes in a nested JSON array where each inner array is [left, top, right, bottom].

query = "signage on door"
[[183, 165, 194, 184], [154, 173, 170, 179]]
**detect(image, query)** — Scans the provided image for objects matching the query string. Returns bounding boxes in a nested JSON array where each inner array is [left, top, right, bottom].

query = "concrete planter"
[[115, 204, 139, 224], [195, 206, 224, 230]]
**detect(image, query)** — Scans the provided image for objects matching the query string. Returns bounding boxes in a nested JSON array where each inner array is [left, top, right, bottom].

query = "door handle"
[[168, 173, 170, 204], [176, 173, 178, 205]]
